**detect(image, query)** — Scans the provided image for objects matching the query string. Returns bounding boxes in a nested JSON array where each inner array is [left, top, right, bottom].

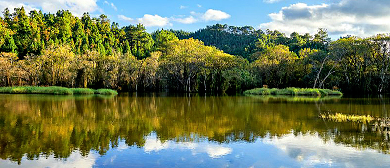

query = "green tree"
[[12, 7, 33, 58], [152, 29, 178, 54], [251, 45, 298, 88]]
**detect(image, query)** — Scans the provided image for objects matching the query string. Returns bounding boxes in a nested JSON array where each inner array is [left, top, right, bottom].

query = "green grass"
[[0, 86, 73, 95], [69, 88, 96, 95], [247, 94, 342, 102], [244, 87, 342, 96], [0, 86, 118, 95], [95, 89, 118, 95]]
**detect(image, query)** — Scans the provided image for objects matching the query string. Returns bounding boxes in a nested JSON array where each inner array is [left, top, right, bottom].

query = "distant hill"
[[170, 24, 263, 58]]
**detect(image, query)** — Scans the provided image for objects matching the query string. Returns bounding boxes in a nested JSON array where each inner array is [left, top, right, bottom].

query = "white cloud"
[[263, 0, 283, 3], [137, 14, 170, 27], [171, 9, 230, 24], [172, 16, 198, 24], [104, 1, 117, 11], [260, 0, 390, 37], [0, 0, 99, 17], [0, 1, 37, 14], [197, 4, 202, 8], [119, 14, 171, 27], [119, 9, 230, 27], [180, 5, 188, 9], [118, 15, 133, 22], [111, 3, 117, 11], [202, 9, 231, 21]]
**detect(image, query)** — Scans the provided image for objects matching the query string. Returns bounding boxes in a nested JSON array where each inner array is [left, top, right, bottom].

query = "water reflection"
[[0, 94, 390, 167], [265, 133, 390, 167], [0, 152, 98, 168], [143, 133, 232, 158]]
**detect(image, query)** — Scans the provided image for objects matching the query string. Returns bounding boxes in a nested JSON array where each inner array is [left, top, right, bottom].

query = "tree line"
[[1, 7, 390, 93]]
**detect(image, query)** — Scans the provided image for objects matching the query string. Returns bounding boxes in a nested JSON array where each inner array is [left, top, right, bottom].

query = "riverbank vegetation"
[[0, 86, 118, 95], [1, 7, 390, 93], [246, 95, 342, 102], [320, 113, 374, 123], [244, 87, 342, 96]]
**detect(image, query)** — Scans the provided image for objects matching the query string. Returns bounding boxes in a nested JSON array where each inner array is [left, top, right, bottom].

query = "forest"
[[1, 7, 390, 94]]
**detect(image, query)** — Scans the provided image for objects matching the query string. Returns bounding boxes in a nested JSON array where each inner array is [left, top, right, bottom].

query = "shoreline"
[[244, 87, 342, 96], [0, 86, 118, 95]]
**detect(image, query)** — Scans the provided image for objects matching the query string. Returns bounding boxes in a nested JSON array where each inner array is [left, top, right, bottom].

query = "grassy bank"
[[0, 86, 118, 95], [247, 95, 342, 102], [244, 87, 342, 96]]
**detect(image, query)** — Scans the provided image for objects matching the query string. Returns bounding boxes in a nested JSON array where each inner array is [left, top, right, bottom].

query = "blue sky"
[[100, 0, 329, 32], [2, 0, 390, 38]]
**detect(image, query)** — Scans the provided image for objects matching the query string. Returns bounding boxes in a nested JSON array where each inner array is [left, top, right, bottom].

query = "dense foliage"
[[172, 24, 329, 60], [1, 7, 390, 93]]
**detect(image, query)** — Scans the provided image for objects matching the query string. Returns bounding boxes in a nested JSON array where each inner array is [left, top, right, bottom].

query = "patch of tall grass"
[[320, 113, 374, 123], [69, 88, 96, 95], [244, 87, 342, 96], [0, 86, 118, 95], [247, 95, 342, 102], [95, 89, 118, 95], [0, 86, 73, 95]]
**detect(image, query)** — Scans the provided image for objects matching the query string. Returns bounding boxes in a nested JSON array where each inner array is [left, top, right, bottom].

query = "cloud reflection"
[[144, 135, 170, 152], [0, 151, 98, 168], [205, 146, 232, 158], [264, 133, 390, 167], [143, 133, 232, 158]]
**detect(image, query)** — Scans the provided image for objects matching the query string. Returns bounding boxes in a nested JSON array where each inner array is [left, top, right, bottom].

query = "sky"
[[2, 0, 390, 38]]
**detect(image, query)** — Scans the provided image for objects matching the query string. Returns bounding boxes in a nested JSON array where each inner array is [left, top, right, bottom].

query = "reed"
[[320, 113, 374, 123]]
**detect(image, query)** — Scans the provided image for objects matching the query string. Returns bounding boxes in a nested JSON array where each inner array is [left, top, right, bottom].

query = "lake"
[[0, 93, 390, 168]]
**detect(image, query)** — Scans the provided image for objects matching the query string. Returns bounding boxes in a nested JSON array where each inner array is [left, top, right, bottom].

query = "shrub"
[[244, 87, 342, 96]]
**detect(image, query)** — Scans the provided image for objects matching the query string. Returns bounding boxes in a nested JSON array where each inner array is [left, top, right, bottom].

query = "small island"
[[0, 86, 118, 95], [244, 87, 342, 96]]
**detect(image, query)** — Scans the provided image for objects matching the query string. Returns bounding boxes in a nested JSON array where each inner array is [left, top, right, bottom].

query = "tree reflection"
[[0, 94, 389, 164]]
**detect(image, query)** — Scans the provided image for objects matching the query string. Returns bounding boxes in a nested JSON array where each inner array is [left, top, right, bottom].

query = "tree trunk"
[[313, 57, 327, 88], [204, 75, 207, 92], [319, 70, 334, 89]]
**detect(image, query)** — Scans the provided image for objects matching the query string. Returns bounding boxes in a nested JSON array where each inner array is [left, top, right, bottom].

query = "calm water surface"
[[0, 93, 390, 168]]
